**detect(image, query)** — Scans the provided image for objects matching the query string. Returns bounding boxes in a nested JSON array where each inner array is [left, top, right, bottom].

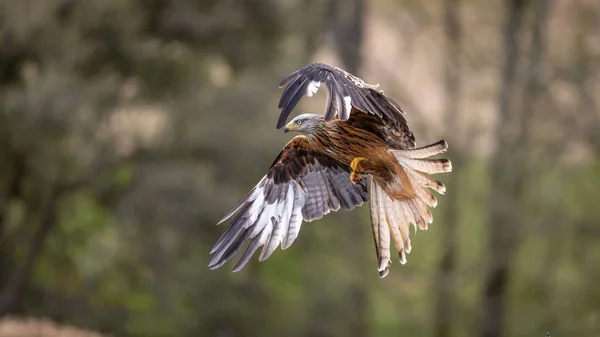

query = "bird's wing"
[[209, 135, 369, 272], [276, 63, 408, 129]]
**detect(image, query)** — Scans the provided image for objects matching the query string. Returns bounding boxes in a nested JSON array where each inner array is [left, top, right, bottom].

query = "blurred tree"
[[480, 0, 528, 336], [433, 0, 461, 336], [511, 0, 554, 334], [326, 0, 365, 74]]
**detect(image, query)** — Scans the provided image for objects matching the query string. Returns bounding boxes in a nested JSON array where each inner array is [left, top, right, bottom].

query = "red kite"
[[209, 63, 451, 277]]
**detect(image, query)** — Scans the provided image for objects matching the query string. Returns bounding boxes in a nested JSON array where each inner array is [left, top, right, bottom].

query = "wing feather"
[[282, 184, 306, 250], [276, 63, 409, 130], [278, 77, 309, 129], [259, 185, 294, 261], [209, 136, 368, 272]]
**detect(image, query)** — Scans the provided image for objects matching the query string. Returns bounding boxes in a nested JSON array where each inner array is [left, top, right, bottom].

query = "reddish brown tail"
[[368, 140, 451, 277]]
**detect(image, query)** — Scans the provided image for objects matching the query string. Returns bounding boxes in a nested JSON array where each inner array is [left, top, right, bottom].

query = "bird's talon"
[[350, 172, 363, 184], [350, 157, 366, 184], [350, 157, 365, 171]]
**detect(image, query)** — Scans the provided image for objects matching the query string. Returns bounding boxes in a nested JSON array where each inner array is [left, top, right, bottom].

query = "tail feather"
[[383, 192, 408, 264], [390, 140, 452, 175], [391, 200, 412, 254], [398, 158, 452, 174], [389, 140, 448, 159], [376, 184, 392, 272], [369, 179, 411, 276], [367, 140, 451, 277], [410, 171, 446, 194], [369, 177, 390, 278], [405, 199, 429, 230], [393, 200, 412, 253], [410, 181, 437, 208], [413, 197, 433, 227], [405, 168, 446, 196]]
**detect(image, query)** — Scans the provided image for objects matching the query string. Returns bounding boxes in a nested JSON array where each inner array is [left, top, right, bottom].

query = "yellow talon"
[[350, 157, 365, 171], [350, 157, 366, 184], [350, 171, 362, 184]]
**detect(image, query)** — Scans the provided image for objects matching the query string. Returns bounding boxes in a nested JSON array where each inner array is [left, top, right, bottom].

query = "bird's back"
[[340, 110, 416, 150]]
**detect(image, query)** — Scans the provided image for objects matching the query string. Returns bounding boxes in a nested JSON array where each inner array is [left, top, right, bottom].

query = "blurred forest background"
[[0, 0, 599, 336]]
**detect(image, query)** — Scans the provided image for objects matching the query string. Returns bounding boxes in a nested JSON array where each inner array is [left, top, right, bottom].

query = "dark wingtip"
[[278, 69, 302, 88], [439, 140, 449, 150], [430, 139, 448, 151], [279, 76, 294, 88], [276, 114, 288, 129], [207, 259, 222, 270], [276, 105, 291, 128], [231, 255, 250, 273]]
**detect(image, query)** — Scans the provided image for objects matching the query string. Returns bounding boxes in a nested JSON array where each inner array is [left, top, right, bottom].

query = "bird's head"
[[284, 114, 323, 135]]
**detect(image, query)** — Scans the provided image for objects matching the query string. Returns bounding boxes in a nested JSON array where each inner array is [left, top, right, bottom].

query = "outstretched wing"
[[276, 63, 409, 129], [209, 136, 369, 272]]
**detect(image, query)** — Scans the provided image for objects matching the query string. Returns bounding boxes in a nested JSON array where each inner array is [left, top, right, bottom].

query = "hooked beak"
[[284, 123, 299, 133]]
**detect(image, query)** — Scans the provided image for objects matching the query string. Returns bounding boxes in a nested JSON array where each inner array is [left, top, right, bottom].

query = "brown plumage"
[[209, 63, 452, 277]]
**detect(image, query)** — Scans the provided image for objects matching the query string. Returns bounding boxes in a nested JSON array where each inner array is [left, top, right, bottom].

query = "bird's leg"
[[350, 157, 366, 184]]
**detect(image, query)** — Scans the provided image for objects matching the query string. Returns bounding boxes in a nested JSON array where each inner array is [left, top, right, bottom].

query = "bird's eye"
[[296, 120, 302, 125]]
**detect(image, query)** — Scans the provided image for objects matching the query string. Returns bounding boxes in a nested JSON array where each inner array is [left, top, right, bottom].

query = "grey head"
[[283, 113, 323, 135]]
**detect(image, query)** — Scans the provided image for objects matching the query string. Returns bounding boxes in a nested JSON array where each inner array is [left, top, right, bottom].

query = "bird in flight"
[[209, 63, 451, 277]]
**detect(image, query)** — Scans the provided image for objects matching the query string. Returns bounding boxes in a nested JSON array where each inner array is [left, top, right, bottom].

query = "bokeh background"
[[1, 0, 599, 336]]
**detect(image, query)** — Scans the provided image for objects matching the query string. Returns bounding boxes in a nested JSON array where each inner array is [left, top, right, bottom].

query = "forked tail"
[[369, 140, 452, 277]]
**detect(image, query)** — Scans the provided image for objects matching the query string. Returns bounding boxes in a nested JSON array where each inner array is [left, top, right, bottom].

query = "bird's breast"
[[310, 124, 392, 174]]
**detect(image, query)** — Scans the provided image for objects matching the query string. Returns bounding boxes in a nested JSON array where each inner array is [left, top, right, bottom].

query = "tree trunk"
[[480, 0, 528, 336], [433, 0, 461, 336], [0, 131, 26, 316], [326, 0, 364, 73], [0, 187, 59, 316], [521, 0, 554, 332]]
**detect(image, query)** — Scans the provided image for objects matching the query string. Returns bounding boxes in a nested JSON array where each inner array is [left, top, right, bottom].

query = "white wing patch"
[[306, 80, 321, 97], [282, 183, 306, 249], [343, 96, 352, 115]]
